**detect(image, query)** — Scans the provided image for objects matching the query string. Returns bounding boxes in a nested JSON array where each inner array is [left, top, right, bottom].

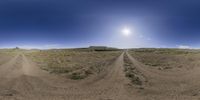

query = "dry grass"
[[129, 48, 200, 70], [124, 54, 147, 86], [0, 49, 18, 65], [25, 49, 121, 80]]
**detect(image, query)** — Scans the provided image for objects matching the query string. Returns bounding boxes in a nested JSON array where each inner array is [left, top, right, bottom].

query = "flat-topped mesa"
[[15, 47, 20, 50], [89, 46, 118, 51]]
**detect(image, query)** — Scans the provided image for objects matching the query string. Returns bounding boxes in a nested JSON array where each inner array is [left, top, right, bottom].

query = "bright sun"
[[122, 27, 131, 36]]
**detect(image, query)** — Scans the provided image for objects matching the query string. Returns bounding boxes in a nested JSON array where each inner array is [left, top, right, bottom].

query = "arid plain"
[[0, 48, 200, 100]]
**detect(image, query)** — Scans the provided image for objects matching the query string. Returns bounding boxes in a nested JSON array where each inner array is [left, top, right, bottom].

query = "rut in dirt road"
[[0, 52, 137, 100]]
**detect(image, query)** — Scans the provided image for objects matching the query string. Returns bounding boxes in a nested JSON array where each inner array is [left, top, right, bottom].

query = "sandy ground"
[[0, 52, 133, 100], [0, 51, 200, 100], [126, 51, 200, 100]]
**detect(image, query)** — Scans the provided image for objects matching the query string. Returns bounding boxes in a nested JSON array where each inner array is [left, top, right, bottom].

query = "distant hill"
[[89, 46, 119, 51]]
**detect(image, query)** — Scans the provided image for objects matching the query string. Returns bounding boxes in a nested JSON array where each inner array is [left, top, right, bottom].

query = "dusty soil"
[[0, 52, 133, 100], [0, 50, 200, 100], [125, 51, 200, 100]]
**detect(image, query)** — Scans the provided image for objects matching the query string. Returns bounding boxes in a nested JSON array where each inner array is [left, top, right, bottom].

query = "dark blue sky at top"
[[0, 0, 200, 48]]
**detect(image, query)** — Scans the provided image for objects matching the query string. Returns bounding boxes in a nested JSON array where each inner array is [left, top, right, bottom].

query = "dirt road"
[[0, 52, 135, 100], [1, 52, 200, 100], [126, 51, 200, 100]]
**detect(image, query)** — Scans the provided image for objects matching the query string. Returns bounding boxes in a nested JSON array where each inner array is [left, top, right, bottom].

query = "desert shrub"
[[70, 72, 85, 80]]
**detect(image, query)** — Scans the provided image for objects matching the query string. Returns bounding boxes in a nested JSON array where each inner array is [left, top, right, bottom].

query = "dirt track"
[[126, 52, 200, 100], [0, 52, 134, 100], [0, 52, 200, 100]]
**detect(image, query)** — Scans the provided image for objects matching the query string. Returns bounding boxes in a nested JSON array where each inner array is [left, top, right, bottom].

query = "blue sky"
[[0, 0, 200, 49]]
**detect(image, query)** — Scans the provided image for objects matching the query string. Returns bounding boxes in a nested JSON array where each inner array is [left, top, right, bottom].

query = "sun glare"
[[122, 27, 131, 36]]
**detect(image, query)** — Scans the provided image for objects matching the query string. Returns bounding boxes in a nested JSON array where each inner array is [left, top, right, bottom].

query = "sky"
[[0, 0, 200, 49]]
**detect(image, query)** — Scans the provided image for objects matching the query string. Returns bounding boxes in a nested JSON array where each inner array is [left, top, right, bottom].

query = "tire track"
[[0, 52, 135, 100], [126, 51, 200, 100]]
